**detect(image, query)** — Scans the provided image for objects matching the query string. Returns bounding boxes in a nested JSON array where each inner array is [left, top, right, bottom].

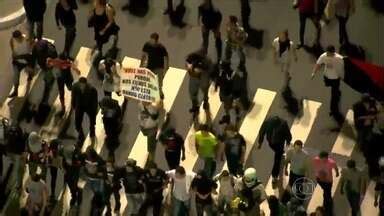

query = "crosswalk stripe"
[[360, 181, 380, 216], [119, 65, 187, 215], [180, 84, 221, 170], [331, 110, 356, 156], [260, 99, 321, 215], [307, 109, 357, 214], [221, 88, 276, 172], [78, 57, 141, 216]]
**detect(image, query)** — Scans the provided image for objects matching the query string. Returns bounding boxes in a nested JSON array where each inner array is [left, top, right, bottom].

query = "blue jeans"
[[172, 196, 190, 216]]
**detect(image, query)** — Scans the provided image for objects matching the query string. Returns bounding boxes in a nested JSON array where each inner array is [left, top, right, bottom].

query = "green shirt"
[[195, 131, 218, 158]]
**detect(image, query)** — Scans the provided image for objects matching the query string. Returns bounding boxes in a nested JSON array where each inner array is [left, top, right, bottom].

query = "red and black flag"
[[344, 57, 384, 101]]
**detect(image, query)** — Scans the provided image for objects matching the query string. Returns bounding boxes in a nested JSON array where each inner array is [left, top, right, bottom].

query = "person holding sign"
[[141, 33, 169, 100], [138, 100, 162, 161]]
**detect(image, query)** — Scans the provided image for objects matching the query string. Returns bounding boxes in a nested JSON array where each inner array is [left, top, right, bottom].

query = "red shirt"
[[299, 0, 315, 14], [313, 156, 337, 183]]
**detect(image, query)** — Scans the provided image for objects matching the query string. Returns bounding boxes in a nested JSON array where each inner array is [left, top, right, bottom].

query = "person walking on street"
[[219, 124, 246, 177], [293, 0, 321, 48], [159, 127, 186, 170], [99, 57, 121, 96], [185, 50, 213, 116], [138, 101, 161, 162], [312, 45, 344, 121], [141, 33, 169, 99], [71, 77, 98, 145], [313, 151, 339, 216], [23, 0, 46, 40], [272, 30, 298, 80], [139, 162, 168, 216], [195, 124, 219, 178], [258, 116, 292, 188], [191, 170, 218, 216], [55, 0, 78, 56], [88, 0, 119, 56], [25, 171, 48, 216], [198, 0, 223, 62], [284, 140, 311, 200], [224, 15, 248, 67], [340, 159, 366, 216], [166, 166, 196, 216], [326, 0, 355, 44], [213, 170, 236, 214], [8, 30, 34, 98]]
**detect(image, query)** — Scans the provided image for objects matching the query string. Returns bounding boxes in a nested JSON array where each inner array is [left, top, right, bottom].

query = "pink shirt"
[[313, 156, 337, 183]]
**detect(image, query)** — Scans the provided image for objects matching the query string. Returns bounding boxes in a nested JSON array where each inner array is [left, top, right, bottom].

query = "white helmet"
[[243, 168, 257, 187]]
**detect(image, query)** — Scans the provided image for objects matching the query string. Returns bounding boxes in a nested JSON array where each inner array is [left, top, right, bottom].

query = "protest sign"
[[121, 67, 160, 102]]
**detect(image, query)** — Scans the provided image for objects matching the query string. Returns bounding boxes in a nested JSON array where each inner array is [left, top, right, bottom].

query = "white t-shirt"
[[272, 37, 294, 64], [316, 52, 345, 80], [100, 60, 121, 93], [26, 179, 47, 204], [166, 170, 196, 201], [286, 148, 310, 176]]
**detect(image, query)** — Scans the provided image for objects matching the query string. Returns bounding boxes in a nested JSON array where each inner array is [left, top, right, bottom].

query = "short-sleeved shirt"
[[313, 156, 337, 183], [272, 37, 294, 63], [195, 131, 218, 158], [142, 42, 168, 70], [286, 148, 310, 176], [222, 133, 246, 156], [316, 52, 344, 80], [143, 169, 167, 194], [123, 167, 145, 194]]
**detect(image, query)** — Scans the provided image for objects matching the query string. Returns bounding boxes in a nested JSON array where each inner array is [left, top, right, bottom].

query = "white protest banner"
[[121, 67, 160, 102]]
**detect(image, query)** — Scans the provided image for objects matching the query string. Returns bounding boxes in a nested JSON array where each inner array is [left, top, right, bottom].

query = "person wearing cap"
[[139, 162, 168, 216], [191, 170, 218, 216], [71, 77, 98, 144], [312, 151, 339, 215], [213, 170, 236, 214], [233, 167, 266, 216], [159, 127, 186, 170], [138, 100, 162, 162], [258, 116, 292, 188], [312, 45, 344, 120], [353, 94, 378, 151], [340, 159, 366, 216], [25, 170, 48, 216], [166, 166, 196, 216], [219, 124, 246, 177], [195, 124, 219, 178], [122, 158, 146, 215], [99, 95, 122, 160], [8, 30, 34, 98], [61, 144, 84, 207]]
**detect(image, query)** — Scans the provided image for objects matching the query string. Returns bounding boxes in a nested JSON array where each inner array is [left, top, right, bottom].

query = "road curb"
[[0, 7, 25, 30]]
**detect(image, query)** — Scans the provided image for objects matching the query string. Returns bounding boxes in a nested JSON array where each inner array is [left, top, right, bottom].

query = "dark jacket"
[[71, 82, 98, 113], [23, 0, 46, 21], [99, 97, 122, 121], [259, 116, 292, 151]]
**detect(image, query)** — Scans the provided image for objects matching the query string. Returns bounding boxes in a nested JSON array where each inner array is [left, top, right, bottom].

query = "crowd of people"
[[0, 0, 383, 216]]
